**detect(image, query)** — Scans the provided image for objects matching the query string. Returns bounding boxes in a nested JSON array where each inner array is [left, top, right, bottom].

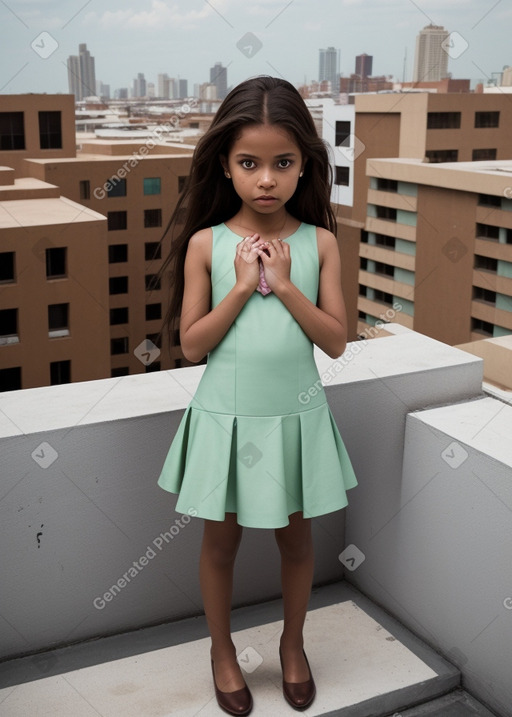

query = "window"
[[145, 361, 161, 373], [144, 209, 162, 228], [374, 289, 393, 304], [375, 234, 396, 249], [79, 180, 90, 199], [46, 247, 66, 278], [143, 177, 161, 195], [107, 178, 126, 197], [50, 360, 71, 385], [145, 242, 161, 261], [108, 244, 128, 263], [178, 176, 188, 193], [376, 206, 397, 221], [427, 112, 461, 129], [110, 308, 129, 325], [39, 111, 62, 149], [111, 367, 129, 377], [48, 303, 69, 337], [335, 166, 350, 186], [335, 121, 351, 146], [361, 230, 368, 244], [359, 284, 367, 297], [0, 112, 25, 150], [0, 308, 18, 344], [360, 257, 368, 271], [506, 230, 512, 245], [425, 149, 458, 163], [472, 148, 497, 161], [476, 223, 500, 241], [111, 337, 129, 355], [0, 252, 15, 283], [475, 111, 499, 128], [0, 367, 22, 392], [145, 274, 161, 291], [376, 178, 398, 192], [147, 333, 162, 348], [478, 194, 501, 207], [375, 262, 394, 277], [109, 276, 128, 294], [471, 318, 493, 335], [474, 255, 497, 272], [146, 303, 161, 320], [473, 287, 496, 304], [107, 211, 127, 231]]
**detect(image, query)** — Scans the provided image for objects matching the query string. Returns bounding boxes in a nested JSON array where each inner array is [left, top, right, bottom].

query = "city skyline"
[[0, 0, 510, 96]]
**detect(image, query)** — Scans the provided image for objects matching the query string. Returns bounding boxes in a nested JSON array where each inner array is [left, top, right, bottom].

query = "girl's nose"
[[257, 170, 276, 188]]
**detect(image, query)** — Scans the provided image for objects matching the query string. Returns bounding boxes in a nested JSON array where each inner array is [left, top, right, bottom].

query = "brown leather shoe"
[[279, 647, 316, 711], [211, 658, 253, 716]]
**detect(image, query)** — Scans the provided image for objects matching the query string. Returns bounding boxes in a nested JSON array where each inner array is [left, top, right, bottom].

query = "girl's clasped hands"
[[234, 233, 291, 295]]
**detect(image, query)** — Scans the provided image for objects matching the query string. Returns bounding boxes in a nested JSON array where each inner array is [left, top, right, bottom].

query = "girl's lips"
[[255, 196, 278, 204]]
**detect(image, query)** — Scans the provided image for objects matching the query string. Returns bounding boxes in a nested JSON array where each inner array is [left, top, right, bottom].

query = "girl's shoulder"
[[313, 226, 338, 266], [186, 227, 213, 271]]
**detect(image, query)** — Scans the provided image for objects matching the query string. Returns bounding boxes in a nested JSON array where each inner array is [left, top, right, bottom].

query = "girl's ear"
[[300, 159, 308, 177], [220, 154, 228, 173]]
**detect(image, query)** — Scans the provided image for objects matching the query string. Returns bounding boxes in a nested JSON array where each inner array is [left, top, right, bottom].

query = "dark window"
[[0, 112, 25, 150], [360, 230, 368, 244], [50, 360, 71, 385], [335, 166, 350, 186], [146, 303, 161, 321], [0, 308, 17, 339], [111, 367, 129, 377], [0, 252, 15, 282], [475, 111, 499, 128], [110, 307, 129, 325], [107, 178, 126, 197], [375, 206, 397, 221], [46, 247, 66, 278], [172, 329, 180, 346], [471, 318, 493, 335], [374, 289, 393, 304], [48, 303, 69, 333], [108, 244, 128, 263], [174, 358, 182, 368], [145, 274, 161, 291], [146, 332, 162, 348], [359, 284, 367, 297], [145, 361, 161, 373], [476, 223, 500, 240], [375, 262, 394, 277], [39, 111, 62, 149], [109, 276, 128, 294], [79, 180, 90, 199], [375, 234, 396, 249], [144, 208, 162, 228], [335, 120, 351, 145], [507, 230, 512, 245], [358, 310, 366, 320], [111, 337, 129, 355], [474, 255, 497, 272], [427, 112, 461, 129], [143, 177, 161, 195], [472, 148, 497, 161], [376, 178, 398, 192], [0, 367, 22, 392], [473, 287, 496, 303], [478, 194, 501, 207], [178, 176, 188, 193], [360, 257, 368, 271], [107, 211, 127, 231], [425, 149, 459, 163], [145, 242, 162, 261]]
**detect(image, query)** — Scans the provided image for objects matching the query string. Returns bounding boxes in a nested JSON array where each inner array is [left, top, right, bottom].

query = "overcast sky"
[[0, 0, 509, 96]]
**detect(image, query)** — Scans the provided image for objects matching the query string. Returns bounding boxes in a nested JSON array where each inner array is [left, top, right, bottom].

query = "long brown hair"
[[157, 75, 336, 353]]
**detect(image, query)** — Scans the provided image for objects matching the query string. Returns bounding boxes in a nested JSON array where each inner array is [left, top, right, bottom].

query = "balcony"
[[0, 326, 510, 716]]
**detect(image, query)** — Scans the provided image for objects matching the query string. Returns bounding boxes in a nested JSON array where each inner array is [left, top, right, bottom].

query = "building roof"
[[0, 196, 106, 229]]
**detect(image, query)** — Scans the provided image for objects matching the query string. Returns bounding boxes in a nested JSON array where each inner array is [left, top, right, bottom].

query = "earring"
[[224, 171, 231, 178], [299, 171, 304, 177]]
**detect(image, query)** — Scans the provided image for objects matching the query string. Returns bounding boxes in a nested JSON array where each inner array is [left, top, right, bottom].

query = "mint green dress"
[[157, 222, 357, 528]]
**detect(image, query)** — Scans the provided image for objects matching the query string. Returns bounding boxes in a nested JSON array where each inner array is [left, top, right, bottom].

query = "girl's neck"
[[226, 208, 298, 240]]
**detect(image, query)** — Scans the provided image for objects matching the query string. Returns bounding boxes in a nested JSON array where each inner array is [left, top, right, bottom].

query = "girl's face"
[[222, 123, 304, 215]]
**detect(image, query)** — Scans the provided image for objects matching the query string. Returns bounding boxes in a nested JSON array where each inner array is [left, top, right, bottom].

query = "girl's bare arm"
[[179, 229, 259, 363]]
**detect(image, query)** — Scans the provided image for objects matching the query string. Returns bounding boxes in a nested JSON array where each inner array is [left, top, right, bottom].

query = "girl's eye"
[[241, 160, 255, 169], [278, 159, 292, 168]]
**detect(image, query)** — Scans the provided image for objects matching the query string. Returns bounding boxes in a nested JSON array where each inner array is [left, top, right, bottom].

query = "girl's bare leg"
[[275, 512, 314, 682], [200, 513, 246, 692]]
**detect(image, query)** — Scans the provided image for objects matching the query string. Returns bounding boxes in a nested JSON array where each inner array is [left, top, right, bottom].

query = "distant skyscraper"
[[210, 62, 227, 100], [133, 73, 147, 98], [413, 25, 449, 82], [67, 43, 96, 101], [355, 54, 373, 79], [158, 74, 171, 99], [319, 47, 339, 94], [179, 79, 188, 98]]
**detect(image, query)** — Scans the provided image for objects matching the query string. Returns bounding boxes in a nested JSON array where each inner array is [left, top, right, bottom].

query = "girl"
[[157, 76, 357, 715]]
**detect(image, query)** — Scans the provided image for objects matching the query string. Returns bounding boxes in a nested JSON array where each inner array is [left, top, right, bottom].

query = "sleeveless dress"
[[157, 222, 357, 528]]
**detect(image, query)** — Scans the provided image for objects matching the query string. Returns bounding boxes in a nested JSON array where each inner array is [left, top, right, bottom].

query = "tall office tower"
[[319, 47, 339, 94], [67, 55, 81, 99], [179, 79, 188, 98], [413, 25, 450, 82], [133, 73, 147, 98], [210, 62, 228, 100], [158, 74, 171, 99], [78, 43, 96, 99], [355, 53, 373, 79]]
